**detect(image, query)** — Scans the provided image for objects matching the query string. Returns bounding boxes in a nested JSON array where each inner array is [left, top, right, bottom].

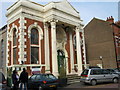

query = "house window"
[[13, 29, 17, 46], [1, 40, 4, 67], [31, 47, 39, 64], [31, 28, 39, 64], [13, 28, 17, 64], [31, 28, 39, 44]]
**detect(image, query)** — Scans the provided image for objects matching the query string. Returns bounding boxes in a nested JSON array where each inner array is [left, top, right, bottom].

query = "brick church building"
[[6, 0, 86, 76]]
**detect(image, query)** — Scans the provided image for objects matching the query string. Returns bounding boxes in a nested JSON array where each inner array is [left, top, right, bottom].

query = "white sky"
[[0, 0, 119, 28]]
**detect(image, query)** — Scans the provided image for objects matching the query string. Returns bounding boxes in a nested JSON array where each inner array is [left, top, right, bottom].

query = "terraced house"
[[84, 17, 120, 69], [0, 25, 7, 77]]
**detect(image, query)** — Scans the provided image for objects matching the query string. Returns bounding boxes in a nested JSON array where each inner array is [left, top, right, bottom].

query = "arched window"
[[13, 28, 17, 64], [31, 28, 39, 44], [31, 28, 39, 64], [1, 40, 4, 67], [13, 29, 17, 46]]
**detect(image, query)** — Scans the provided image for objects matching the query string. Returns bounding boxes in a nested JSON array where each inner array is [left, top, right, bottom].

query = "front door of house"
[[57, 50, 66, 77]]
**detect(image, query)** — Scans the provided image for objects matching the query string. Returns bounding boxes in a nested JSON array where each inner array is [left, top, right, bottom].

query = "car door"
[[35, 75, 43, 87], [28, 75, 37, 88], [102, 69, 113, 82], [90, 69, 105, 83]]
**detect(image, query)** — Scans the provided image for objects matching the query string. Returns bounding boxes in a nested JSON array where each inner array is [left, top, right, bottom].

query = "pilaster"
[[44, 22, 50, 73], [18, 15, 27, 64]]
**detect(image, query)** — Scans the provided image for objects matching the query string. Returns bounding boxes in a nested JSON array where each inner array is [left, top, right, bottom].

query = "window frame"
[[30, 28, 39, 64], [12, 28, 17, 64]]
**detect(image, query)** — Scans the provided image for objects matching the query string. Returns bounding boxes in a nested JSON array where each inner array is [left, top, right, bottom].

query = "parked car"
[[80, 68, 119, 85], [0, 72, 7, 90], [27, 73, 59, 90], [106, 69, 120, 76]]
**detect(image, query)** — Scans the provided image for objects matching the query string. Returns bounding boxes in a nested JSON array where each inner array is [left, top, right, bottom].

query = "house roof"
[[84, 17, 112, 30], [0, 25, 7, 31]]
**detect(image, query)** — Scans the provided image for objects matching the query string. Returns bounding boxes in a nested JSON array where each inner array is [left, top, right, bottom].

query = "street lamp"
[[100, 56, 104, 68]]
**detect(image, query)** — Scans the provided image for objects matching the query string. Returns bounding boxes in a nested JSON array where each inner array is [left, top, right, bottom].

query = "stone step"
[[67, 74, 80, 84]]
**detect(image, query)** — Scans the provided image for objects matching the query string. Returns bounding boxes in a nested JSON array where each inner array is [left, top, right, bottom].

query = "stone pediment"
[[53, 0, 79, 17], [44, 0, 79, 18], [6, 0, 81, 26]]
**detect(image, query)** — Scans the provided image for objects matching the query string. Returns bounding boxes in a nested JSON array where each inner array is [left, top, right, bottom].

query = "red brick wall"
[[65, 31, 71, 73], [80, 32, 84, 64], [49, 26, 52, 73], [24, 18, 44, 65]]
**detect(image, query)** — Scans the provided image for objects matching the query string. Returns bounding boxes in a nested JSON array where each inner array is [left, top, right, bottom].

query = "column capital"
[[44, 22, 49, 28], [49, 19, 58, 26], [49, 19, 58, 22], [75, 25, 83, 32], [75, 26, 80, 32]]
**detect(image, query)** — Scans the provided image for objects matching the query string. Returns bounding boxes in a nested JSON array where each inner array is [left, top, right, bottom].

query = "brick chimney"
[[106, 16, 114, 23]]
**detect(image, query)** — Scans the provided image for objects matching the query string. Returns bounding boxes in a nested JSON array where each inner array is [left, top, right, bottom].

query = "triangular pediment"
[[54, 0, 80, 17]]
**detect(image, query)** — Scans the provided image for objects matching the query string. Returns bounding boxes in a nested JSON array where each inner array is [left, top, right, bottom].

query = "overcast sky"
[[0, 0, 119, 28]]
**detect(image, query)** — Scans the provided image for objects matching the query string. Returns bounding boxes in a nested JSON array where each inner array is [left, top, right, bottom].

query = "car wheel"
[[113, 78, 118, 83], [38, 86, 42, 90], [91, 80, 97, 86], [53, 87, 57, 90]]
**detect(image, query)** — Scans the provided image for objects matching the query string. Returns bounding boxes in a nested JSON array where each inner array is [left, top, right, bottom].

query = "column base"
[[45, 70, 51, 73], [70, 69, 76, 74], [53, 71, 59, 78], [77, 69, 83, 76]]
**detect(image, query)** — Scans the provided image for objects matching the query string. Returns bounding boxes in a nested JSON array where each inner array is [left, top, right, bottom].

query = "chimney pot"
[[106, 16, 114, 23]]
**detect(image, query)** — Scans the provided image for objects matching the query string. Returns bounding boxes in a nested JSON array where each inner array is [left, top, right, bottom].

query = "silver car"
[[80, 68, 119, 85], [106, 69, 120, 76]]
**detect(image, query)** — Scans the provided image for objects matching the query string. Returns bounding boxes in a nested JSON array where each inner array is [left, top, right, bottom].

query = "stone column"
[[50, 19, 59, 77], [75, 26, 83, 75], [44, 22, 50, 73], [69, 32, 75, 74]]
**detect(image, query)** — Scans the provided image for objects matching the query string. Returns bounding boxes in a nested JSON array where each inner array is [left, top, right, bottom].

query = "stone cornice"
[[7, 0, 82, 27]]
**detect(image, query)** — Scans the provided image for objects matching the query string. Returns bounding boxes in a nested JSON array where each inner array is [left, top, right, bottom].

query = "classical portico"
[[43, 20, 84, 76], [6, 0, 86, 76]]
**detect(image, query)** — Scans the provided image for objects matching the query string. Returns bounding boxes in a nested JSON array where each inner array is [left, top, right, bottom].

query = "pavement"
[[57, 82, 120, 90]]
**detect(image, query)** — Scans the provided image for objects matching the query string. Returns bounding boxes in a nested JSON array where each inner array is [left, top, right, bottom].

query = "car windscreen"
[[81, 69, 89, 75], [43, 74, 57, 80]]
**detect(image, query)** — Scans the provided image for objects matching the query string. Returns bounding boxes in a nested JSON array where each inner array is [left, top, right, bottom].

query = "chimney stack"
[[106, 16, 114, 23]]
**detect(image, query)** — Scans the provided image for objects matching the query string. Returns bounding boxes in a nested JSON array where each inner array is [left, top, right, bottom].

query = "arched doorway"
[[57, 50, 66, 77]]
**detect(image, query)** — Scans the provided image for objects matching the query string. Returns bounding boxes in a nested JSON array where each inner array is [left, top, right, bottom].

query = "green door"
[[57, 50, 66, 77]]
